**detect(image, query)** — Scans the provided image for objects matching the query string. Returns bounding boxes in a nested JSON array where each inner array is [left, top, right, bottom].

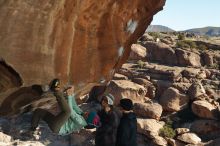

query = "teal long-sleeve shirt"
[[58, 94, 87, 135]]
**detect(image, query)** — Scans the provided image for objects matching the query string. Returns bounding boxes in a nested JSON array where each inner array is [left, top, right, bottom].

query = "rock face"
[[0, 0, 166, 115]]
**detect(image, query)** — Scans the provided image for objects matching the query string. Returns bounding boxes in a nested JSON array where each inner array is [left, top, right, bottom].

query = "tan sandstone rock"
[[176, 48, 202, 67], [191, 100, 216, 119], [131, 78, 156, 98], [105, 80, 147, 105], [188, 82, 207, 100], [159, 87, 189, 112], [129, 44, 147, 60], [134, 102, 162, 120], [144, 42, 178, 65], [152, 135, 168, 146], [177, 133, 201, 145], [0, 132, 11, 143], [137, 118, 165, 138]]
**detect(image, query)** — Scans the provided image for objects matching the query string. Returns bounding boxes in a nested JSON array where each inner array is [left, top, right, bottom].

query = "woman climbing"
[[30, 79, 87, 135]]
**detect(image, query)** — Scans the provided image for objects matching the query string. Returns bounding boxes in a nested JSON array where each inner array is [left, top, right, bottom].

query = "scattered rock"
[[152, 135, 168, 146], [137, 118, 165, 138], [159, 87, 189, 112], [176, 128, 190, 135], [167, 138, 186, 146], [113, 73, 128, 80], [177, 133, 201, 144]]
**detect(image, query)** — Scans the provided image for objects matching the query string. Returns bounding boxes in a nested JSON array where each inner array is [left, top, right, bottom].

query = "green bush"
[[176, 41, 190, 48], [178, 33, 185, 40], [185, 40, 197, 48], [159, 119, 176, 138], [176, 40, 197, 49], [211, 63, 219, 69], [148, 32, 161, 41], [198, 44, 208, 51], [137, 60, 145, 69]]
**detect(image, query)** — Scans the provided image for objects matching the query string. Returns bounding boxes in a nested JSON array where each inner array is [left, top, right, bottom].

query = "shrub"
[[159, 119, 176, 138], [178, 33, 185, 40], [137, 60, 145, 68], [211, 63, 219, 69], [198, 44, 208, 51], [148, 32, 161, 41], [176, 40, 197, 49], [185, 40, 197, 48], [176, 41, 190, 48]]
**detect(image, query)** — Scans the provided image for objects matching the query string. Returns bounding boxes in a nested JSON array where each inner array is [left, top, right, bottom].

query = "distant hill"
[[184, 26, 220, 36], [146, 25, 175, 32]]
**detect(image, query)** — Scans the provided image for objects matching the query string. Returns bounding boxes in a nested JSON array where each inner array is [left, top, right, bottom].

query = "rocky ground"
[[106, 32, 220, 146], [0, 32, 220, 146]]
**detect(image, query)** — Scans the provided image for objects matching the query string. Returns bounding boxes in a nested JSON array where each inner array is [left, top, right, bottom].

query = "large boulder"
[[105, 80, 147, 105], [152, 136, 168, 146], [129, 44, 147, 60], [133, 102, 163, 120], [188, 81, 206, 100], [159, 87, 189, 112], [202, 52, 214, 66], [143, 42, 178, 65], [137, 118, 165, 138], [191, 100, 217, 119], [131, 78, 156, 98], [0, 0, 166, 116], [176, 48, 202, 67]]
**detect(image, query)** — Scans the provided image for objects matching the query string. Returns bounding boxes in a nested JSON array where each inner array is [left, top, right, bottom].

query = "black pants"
[[31, 92, 71, 133]]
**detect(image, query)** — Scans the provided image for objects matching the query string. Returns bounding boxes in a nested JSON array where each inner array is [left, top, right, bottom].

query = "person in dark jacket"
[[95, 94, 119, 146], [116, 98, 137, 146]]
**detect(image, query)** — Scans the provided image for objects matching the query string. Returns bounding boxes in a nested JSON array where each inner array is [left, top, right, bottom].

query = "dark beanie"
[[120, 98, 133, 111], [50, 78, 60, 91]]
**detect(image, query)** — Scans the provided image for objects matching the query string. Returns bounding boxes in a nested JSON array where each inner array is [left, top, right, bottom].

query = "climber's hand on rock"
[[66, 86, 74, 96]]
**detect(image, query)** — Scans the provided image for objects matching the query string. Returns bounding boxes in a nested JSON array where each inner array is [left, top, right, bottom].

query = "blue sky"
[[151, 0, 220, 31]]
